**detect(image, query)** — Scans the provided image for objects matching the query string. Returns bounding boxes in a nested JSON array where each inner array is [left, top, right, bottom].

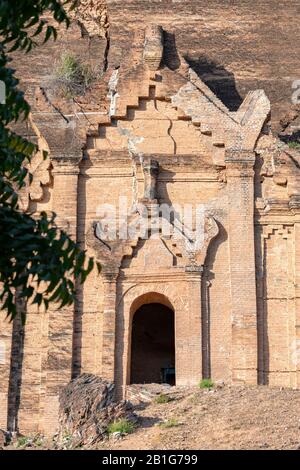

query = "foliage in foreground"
[[159, 418, 181, 429], [0, 1, 100, 321], [16, 434, 44, 448], [154, 393, 172, 404], [287, 140, 300, 150], [199, 378, 214, 389], [107, 419, 136, 435]]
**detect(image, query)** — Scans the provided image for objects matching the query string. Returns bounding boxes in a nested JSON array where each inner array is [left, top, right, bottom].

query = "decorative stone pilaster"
[[42, 156, 81, 435], [101, 273, 118, 382], [141, 158, 159, 202], [225, 149, 258, 384], [0, 318, 13, 430], [51, 157, 81, 237], [289, 196, 300, 387], [175, 266, 203, 385]]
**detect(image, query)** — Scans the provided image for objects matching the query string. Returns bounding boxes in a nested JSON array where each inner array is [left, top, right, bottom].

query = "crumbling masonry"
[[1, 21, 300, 435]]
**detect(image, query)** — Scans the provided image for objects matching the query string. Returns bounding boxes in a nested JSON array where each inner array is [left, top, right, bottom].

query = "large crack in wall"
[[69, 1, 109, 39], [69, 1, 110, 72]]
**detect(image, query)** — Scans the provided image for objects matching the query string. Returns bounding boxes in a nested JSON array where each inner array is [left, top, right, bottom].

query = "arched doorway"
[[130, 303, 175, 385]]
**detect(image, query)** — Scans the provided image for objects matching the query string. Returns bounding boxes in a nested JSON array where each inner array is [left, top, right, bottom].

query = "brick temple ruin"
[[1, 21, 300, 436]]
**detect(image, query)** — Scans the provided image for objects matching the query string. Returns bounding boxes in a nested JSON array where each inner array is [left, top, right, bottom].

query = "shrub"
[[59, 432, 74, 449], [287, 141, 300, 150], [16, 434, 45, 448], [154, 393, 171, 404], [199, 378, 214, 389], [107, 419, 135, 435], [52, 52, 101, 98], [16, 436, 30, 448], [34, 437, 43, 447], [159, 418, 180, 429]]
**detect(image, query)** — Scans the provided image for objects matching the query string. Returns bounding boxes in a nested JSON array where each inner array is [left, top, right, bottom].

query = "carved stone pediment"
[[162, 213, 219, 267], [128, 237, 174, 270], [87, 209, 219, 276], [86, 211, 144, 276], [19, 150, 51, 211]]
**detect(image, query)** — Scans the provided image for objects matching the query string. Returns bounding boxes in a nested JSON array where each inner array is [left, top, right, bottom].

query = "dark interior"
[[130, 303, 175, 385]]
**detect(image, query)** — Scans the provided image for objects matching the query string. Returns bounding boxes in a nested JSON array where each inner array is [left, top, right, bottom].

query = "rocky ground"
[[98, 385, 300, 451], [3, 384, 300, 450]]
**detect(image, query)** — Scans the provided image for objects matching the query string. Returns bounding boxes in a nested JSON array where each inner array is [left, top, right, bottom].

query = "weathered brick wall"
[[256, 225, 297, 388], [12, 1, 300, 130], [107, 0, 300, 129], [0, 318, 12, 430], [1, 1, 300, 437]]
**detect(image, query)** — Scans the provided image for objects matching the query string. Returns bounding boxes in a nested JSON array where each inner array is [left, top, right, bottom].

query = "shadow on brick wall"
[[71, 159, 88, 379], [7, 298, 25, 432], [184, 55, 243, 112], [279, 130, 300, 146], [163, 31, 181, 71], [202, 222, 228, 379]]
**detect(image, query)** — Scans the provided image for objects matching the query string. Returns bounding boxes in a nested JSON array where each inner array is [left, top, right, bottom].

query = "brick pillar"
[[16, 310, 44, 434], [176, 268, 202, 385], [295, 223, 300, 388], [0, 318, 12, 430], [290, 197, 300, 388], [101, 273, 118, 382], [42, 158, 80, 435], [225, 149, 257, 385]]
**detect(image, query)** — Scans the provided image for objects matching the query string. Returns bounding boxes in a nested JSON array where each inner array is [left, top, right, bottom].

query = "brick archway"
[[115, 278, 203, 398], [126, 291, 175, 384], [129, 292, 174, 316], [130, 303, 175, 384], [129, 294, 175, 385]]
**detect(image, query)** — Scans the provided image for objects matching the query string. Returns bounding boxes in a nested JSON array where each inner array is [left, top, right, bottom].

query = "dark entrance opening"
[[130, 303, 175, 385]]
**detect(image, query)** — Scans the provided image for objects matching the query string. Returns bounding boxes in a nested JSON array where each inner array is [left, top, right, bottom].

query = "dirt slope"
[[98, 385, 300, 450], [3, 384, 300, 450]]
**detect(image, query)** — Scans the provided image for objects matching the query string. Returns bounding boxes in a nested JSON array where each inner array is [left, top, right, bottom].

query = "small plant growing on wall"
[[16, 436, 31, 448], [107, 419, 136, 435], [287, 141, 300, 150], [199, 378, 214, 389], [154, 393, 171, 404], [51, 52, 101, 98], [159, 418, 181, 429]]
